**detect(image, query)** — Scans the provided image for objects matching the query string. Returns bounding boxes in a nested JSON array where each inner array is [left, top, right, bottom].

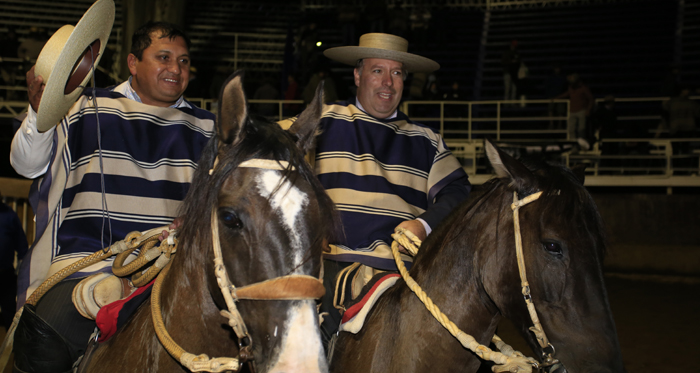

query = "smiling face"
[[127, 33, 190, 107], [354, 58, 405, 119]]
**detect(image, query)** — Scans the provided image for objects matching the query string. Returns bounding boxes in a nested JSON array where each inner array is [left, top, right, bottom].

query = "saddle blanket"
[[339, 273, 400, 334], [95, 279, 155, 342]]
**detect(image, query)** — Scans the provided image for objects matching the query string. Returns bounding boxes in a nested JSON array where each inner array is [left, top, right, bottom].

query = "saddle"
[[72, 272, 138, 320], [339, 273, 401, 333], [333, 263, 401, 334]]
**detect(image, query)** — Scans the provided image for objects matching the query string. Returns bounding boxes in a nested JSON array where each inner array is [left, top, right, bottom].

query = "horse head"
[[177, 71, 336, 373], [480, 139, 625, 372]]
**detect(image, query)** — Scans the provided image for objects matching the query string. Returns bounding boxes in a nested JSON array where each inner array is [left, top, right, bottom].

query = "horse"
[[83, 72, 338, 373], [330, 140, 625, 373]]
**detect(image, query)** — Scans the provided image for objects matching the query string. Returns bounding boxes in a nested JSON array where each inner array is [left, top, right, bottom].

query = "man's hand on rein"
[[159, 217, 183, 242], [394, 219, 426, 255]]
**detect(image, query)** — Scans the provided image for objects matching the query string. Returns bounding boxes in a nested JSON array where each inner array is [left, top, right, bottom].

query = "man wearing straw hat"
[[8, 3, 215, 369], [281, 33, 471, 346]]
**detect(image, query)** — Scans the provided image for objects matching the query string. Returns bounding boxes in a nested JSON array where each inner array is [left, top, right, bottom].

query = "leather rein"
[[151, 158, 325, 372]]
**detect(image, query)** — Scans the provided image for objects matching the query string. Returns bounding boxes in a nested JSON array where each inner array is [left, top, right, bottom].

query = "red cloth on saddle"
[[340, 273, 400, 333], [95, 279, 155, 342]]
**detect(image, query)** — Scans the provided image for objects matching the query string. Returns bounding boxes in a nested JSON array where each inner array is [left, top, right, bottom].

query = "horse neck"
[[408, 186, 510, 343], [159, 241, 238, 351]]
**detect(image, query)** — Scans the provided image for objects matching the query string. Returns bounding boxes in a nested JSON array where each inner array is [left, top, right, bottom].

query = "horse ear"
[[217, 71, 247, 145], [288, 81, 324, 153], [571, 163, 586, 184], [484, 139, 536, 190]]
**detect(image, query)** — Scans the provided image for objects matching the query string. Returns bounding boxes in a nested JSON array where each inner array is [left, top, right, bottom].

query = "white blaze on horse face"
[[256, 170, 309, 265], [267, 301, 327, 373]]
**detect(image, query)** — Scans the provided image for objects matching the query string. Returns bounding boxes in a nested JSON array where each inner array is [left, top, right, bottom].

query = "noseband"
[[152, 158, 325, 373]]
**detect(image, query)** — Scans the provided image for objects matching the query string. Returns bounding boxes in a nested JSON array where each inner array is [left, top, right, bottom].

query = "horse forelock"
[[177, 117, 341, 269]]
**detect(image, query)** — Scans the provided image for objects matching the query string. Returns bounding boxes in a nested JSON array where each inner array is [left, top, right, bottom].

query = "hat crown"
[[359, 33, 408, 53]]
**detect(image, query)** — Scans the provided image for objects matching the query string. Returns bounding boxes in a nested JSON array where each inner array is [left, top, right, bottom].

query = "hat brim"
[[35, 0, 115, 132], [324, 46, 439, 73]]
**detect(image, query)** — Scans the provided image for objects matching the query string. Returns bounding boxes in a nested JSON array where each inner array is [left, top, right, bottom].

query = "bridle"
[[152, 157, 326, 372], [511, 191, 561, 372], [390, 190, 562, 373]]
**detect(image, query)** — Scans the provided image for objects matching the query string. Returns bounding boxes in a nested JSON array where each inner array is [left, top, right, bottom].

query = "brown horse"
[[83, 72, 338, 372], [330, 140, 625, 373]]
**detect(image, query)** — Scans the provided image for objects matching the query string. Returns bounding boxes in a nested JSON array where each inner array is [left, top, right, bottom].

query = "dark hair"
[[130, 21, 191, 60]]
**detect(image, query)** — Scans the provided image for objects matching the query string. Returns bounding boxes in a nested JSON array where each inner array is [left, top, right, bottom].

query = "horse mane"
[[436, 156, 607, 259], [176, 116, 341, 269]]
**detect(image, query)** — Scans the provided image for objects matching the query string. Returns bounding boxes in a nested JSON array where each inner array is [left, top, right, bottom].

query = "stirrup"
[[72, 273, 137, 320]]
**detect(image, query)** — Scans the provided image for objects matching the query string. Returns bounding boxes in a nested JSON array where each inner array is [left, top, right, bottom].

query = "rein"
[[390, 190, 560, 373], [150, 157, 325, 372]]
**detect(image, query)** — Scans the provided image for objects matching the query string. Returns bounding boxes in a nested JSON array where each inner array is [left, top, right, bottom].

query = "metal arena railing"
[[3, 95, 699, 190]]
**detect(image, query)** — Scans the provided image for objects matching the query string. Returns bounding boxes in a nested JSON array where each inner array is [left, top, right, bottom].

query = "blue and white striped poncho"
[[283, 101, 470, 270], [17, 86, 215, 305]]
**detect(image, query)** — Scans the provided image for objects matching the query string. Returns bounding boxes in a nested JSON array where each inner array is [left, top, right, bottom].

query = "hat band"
[[65, 39, 101, 94]]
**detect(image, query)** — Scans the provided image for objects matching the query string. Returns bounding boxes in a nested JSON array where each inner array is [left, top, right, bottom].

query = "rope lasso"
[[0, 225, 174, 372], [391, 228, 539, 373]]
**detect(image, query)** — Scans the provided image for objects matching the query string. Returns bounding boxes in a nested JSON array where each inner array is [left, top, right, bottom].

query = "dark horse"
[[330, 140, 625, 373], [84, 72, 337, 372]]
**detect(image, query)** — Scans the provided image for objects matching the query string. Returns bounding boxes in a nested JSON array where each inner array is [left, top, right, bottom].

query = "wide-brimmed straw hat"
[[323, 33, 439, 73], [34, 0, 115, 132]]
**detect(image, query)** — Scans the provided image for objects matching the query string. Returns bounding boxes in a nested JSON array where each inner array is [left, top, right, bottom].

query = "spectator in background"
[[253, 77, 280, 117], [443, 80, 465, 118], [298, 21, 320, 84], [0, 195, 29, 330], [592, 95, 618, 152], [660, 87, 700, 137], [659, 65, 682, 131], [424, 81, 441, 100], [516, 60, 532, 107], [556, 73, 594, 148], [544, 64, 568, 128], [501, 40, 520, 102], [659, 87, 700, 171], [302, 67, 337, 105], [284, 74, 301, 115]]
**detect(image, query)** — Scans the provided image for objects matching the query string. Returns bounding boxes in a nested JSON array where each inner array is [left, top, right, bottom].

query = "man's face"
[[354, 58, 404, 119], [127, 34, 190, 107]]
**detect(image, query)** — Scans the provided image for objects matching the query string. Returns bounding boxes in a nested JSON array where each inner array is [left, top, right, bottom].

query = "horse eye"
[[219, 209, 243, 230], [543, 242, 563, 256]]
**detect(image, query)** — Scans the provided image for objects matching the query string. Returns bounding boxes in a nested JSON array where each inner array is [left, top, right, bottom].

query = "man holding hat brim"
[[280, 33, 471, 346], [9, 6, 215, 370]]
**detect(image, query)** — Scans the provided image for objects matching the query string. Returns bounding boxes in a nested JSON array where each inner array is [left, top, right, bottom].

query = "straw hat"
[[323, 33, 439, 73], [34, 0, 115, 132]]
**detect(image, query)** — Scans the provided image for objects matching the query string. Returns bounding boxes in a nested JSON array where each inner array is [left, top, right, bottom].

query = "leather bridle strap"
[[235, 275, 326, 300], [511, 191, 560, 370]]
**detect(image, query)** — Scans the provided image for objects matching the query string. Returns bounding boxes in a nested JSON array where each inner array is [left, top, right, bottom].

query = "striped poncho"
[[283, 101, 470, 270], [17, 87, 215, 305]]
